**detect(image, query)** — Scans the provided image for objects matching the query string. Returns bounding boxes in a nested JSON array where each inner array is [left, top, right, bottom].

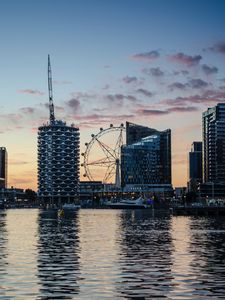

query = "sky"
[[0, 0, 225, 190]]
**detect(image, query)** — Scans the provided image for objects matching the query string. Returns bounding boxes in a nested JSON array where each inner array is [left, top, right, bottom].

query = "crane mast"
[[48, 55, 55, 124]]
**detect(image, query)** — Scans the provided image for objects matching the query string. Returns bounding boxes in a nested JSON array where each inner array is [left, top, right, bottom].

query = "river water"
[[0, 209, 225, 299]]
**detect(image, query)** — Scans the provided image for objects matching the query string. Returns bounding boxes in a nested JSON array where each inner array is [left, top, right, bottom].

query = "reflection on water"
[[117, 210, 174, 298], [0, 209, 225, 299], [1, 209, 39, 299], [37, 209, 80, 299], [78, 209, 121, 299], [0, 211, 7, 298], [189, 217, 225, 298]]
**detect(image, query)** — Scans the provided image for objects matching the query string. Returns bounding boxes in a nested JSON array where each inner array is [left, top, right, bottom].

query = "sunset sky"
[[0, 0, 225, 190]]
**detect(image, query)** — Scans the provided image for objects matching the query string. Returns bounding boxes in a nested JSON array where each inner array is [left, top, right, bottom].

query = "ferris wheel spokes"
[[103, 163, 116, 183], [95, 138, 116, 160], [86, 157, 115, 167], [82, 124, 125, 184], [114, 128, 124, 158]]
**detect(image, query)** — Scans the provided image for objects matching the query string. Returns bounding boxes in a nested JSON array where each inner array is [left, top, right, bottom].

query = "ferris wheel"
[[81, 124, 125, 184]]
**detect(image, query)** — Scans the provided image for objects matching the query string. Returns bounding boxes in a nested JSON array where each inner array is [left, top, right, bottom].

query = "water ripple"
[[0, 209, 225, 298]]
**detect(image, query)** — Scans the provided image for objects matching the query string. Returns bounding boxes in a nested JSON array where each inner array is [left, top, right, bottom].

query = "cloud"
[[169, 52, 202, 66], [70, 92, 97, 100], [136, 106, 198, 116], [137, 109, 169, 116], [105, 93, 138, 104], [10, 178, 33, 185], [131, 50, 160, 61], [9, 159, 29, 165], [0, 113, 22, 124], [106, 94, 124, 105], [55, 105, 65, 112], [74, 113, 135, 128], [173, 70, 189, 76], [187, 78, 208, 89], [126, 95, 137, 102], [201, 64, 218, 75], [168, 82, 186, 91], [210, 42, 225, 55], [18, 89, 45, 96], [20, 107, 36, 114], [136, 88, 153, 97], [122, 76, 138, 84], [168, 106, 198, 113], [142, 67, 164, 77], [168, 78, 209, 92], [161, 90, 225, 106], [66, 98, 80, 111]]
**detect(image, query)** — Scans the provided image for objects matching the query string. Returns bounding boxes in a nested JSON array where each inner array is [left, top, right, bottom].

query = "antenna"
[[48, 55, 55, 124]]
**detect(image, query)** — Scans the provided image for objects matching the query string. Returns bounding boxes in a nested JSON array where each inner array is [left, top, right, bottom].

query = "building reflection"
[[37, 210, 81, 299], [0, 210, 7, 288], [188, 217, 225, 298], [116, 210, 173, 298]]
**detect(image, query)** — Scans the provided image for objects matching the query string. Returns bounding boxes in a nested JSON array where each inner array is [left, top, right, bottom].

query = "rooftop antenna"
[[48, 55, 55, 124]]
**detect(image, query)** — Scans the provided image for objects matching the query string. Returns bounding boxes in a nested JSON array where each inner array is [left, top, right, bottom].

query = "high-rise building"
[[0, 147, 7, 188], [188, 142, 202, 192], [37, 56, 80, 204], [189, 142, 202, 181], [202, 103, 225, 183], [121, 122, 171, 186]]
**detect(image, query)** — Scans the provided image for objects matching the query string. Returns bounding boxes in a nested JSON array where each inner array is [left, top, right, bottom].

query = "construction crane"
[[48, 55, 55, 124]]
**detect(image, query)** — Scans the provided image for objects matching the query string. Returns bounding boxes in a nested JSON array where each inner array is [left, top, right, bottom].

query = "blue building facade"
[[121, 122, 171, 187]]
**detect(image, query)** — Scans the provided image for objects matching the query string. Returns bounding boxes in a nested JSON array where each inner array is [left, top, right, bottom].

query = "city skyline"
[[0, 0, 225, 190]]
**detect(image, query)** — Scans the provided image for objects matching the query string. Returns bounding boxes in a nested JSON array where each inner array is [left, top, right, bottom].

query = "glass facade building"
[[0, 147, 7, 188], [189, 142, 202, 182], [121, 122, 171, 186], [202, 103, 225, 183], [38, 120, 80, 204]]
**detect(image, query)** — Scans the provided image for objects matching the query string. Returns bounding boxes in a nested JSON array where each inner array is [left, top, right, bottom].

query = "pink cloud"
[[136, 106, 198, 116], [18, 89, 45, 96], [20, 107, 36, 114], [169, 52, 202, 66], [131, 50, 160, 62], [161, 90, 225, 106], [211, 42, 225, 55]]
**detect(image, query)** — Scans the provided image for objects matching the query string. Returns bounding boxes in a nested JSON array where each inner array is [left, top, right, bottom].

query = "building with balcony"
[[38, 120, 80, 204]]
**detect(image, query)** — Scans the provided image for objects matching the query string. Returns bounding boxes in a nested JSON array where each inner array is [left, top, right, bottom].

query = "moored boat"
[[62, 203, 81, 211], [107, 197, 147, 209]]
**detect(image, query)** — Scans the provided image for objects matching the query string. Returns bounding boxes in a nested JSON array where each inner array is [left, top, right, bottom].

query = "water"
[[0, 209, 225, 299]]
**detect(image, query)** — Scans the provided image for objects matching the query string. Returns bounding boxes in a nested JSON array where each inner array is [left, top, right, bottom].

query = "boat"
[[107, 197, 147, 209], [62, 203, 81, 211], [58, 203, 81, 218]]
